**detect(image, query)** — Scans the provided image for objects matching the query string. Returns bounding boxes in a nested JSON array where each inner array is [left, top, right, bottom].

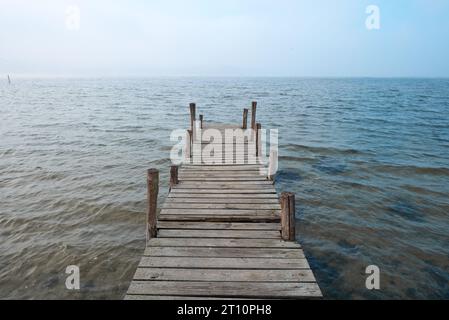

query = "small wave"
[[275, 170, 302, 182], [283, 143, 364, 156], [373, 164, 449, 177], [387, 200, 425, 223], [279, 155, 315, 163]]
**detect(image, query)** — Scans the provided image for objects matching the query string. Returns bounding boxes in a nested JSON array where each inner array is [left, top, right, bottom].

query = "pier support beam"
[[199, 114, 203, 129], [170, 165, 179, 190], [146, 169, 159, 241], [251, 101, 257, 130], [280, 192, 295, 241], [242, 108, 248, 129]]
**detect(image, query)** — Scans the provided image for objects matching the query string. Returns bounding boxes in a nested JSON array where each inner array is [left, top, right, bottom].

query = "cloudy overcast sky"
[[1, 0, 449, 77]]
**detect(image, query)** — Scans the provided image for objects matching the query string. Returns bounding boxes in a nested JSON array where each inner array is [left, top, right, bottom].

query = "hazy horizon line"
[[3, 74, 449, 80]]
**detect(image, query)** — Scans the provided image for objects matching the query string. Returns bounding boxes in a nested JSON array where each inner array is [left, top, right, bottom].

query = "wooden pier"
[[125, 102, 322, 300]]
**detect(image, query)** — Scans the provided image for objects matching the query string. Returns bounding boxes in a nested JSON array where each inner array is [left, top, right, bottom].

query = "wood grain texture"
[[133, 268, 315, 282], [138, 256, 310, 269], [127, 281, 322, 298], [167, 193, 279, 199], [143, 247, 304, 258], [162, 202, 281, 210], [158, 229, 280, 239], [147, 238, 301, 248]]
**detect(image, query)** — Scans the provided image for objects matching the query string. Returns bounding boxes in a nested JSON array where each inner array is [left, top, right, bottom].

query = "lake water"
[[0, 77, 448, 299]]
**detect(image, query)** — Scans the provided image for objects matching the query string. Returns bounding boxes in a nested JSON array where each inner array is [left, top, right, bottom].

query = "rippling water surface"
[[1, 77, 448, 299]]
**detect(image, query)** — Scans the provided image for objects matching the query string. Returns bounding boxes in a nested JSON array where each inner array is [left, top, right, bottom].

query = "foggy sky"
[[1, 0, 449, 77]]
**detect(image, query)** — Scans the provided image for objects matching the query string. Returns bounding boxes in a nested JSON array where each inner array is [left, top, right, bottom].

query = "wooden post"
[[185, 130, 191, 160], [170, 165, 179, 190], [280, 192, 295, 241], [256, 123, 261, 157], [146, 169, 159, 241], [268, 150, 278, 181], [189, 103, 196, 133], [251, 101, 257, 130], [242, 108, 248, 129], [199, 114, 203, 129]]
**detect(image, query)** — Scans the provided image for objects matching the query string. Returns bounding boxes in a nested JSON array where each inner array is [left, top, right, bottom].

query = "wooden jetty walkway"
[[125, 102, 322, 299]]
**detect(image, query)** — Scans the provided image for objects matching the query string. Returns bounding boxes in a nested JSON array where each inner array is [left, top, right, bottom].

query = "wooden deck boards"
[[125, 123, 322, 300]]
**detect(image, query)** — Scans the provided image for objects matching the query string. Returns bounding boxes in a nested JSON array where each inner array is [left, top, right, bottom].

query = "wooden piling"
[[146, 169, 159, 241], [189, 103, 196, 133], [170, 165, 179, 190], [256, 123, 261, 157], [280, 192, 295, 241], [251, 101, 257, 130], [185, 130, 191, 160], [268, 150, 278, 181], [242, 108, 248, 129], [199, 115, 203, 129]]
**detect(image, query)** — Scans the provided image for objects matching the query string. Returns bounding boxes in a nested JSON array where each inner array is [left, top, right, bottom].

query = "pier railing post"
[[170, 165, 179, 190], [268, 150, 278, 181], [199, 114, 203, 129], [189, 102, 196, 135], [185, 130, 192, 161], [146, 169, 159, 241], [251, 101, 257, 130], [256, 123, 261, 157], [280, 192, 295, 241], [242, 108, 248, 129]]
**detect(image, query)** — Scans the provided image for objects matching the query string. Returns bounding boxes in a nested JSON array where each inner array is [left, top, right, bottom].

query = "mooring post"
[[199, 114, 203, 129], [189, 102, 196, 134], [169, 165, 179, 190], [251, 101, 257, 130], [268, 150, 278, 181], [242, 108, 248, 129], [256, 123, 261, 157], [185, 130, 192, 161], [280, 192, 296, 241], [146, 169, 159, 241]]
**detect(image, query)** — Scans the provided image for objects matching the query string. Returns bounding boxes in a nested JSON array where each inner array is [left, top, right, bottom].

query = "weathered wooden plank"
[[157, 221, 281, 230], [125, 295, 247, 300], [133, 268, 315, 282], [170, 189, 277, 194], [181, 167, 262, 171], [167, 193, 279, 199], [165, 198, 280, 204], [180, 171, 264, 175], [177, 181, 274, 187], [203, 123, 243, 129], [180, 171, 264, 176], [191, 161, 264, 165], [147, 238, 301, 248], [127, 281, 322, 298], [180, 173, 265, 178], [158, 214, 280, 222], [162, 203, 281, 210], [138, 257, 310, 269], [158, 229, 280, 239], [180, 177, 268, 181], [181, 167, 263, 171], [144, 247, 303, 258], [160, 209, 280, 216], [183, 164, 261, 167], [191, 154, 258, 158]]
